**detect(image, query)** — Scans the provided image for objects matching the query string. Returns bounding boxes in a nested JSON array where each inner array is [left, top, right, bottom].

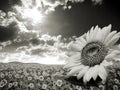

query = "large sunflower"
[[64, 25, 120, 84]]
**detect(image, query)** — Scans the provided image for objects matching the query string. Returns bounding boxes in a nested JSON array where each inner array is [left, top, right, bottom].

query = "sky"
[[0, 0, 120, 64]]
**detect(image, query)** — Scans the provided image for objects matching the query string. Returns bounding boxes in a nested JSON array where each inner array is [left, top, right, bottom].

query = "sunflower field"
[[0, 62, 120, 90]]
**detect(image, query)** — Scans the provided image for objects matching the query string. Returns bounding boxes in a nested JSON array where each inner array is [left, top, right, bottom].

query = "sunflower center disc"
[[81, 42, 108, 66]]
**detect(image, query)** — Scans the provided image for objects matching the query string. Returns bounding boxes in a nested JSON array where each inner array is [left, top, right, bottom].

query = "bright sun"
[[14, 0, 59, 24], [23, 8, 43, 24], [13, 0, 47, 24]]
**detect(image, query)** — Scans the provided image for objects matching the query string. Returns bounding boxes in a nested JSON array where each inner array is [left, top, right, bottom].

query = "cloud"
[[0, 22, 19, 42], [0, 0, 104, 34], [0, 24, 119, 64], [0, 31, 70, 64], [0, 0, 107, 64]]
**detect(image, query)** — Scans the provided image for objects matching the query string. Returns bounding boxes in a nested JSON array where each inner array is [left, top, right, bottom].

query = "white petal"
[[67, 59, 81, 66], [112, 56, 120, 61], [101, 24, 112, 43], [78, 37, 87, 46], [86, 31, 90, 42], [98, 65, 107, 82], [75, 40, 85, 47], [68, 41, 83, 51], [105, 50, 120, 62], [92, 27, 99, 41], [110, 50, 120, 55], [104, 31, 117, 45], [90, 25, 100, 42], [84, 65, 99, 81], [83, 65, 99, 81], [64, 63, 81, 69], [81, 33, 87, 39], [67, 65, 85, 77], [77, 66, 89, 80], [67, 59, 80, 64], [70, 53, 81, 61], [92, 65, 99, 80], [89, 27, 94, 42], [94, 25, 99, 32], [83, 67, 94, 82], [108, 37, 120, 46], [105, 53, 115, 60], [101, 60, 113, 67], [95, 27, 105, 42], [105, 32, 120, 46], [110, 45, 120, 50], [83, 67, 91, 84]]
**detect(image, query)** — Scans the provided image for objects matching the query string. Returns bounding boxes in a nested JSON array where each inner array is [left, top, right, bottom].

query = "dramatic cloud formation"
[[0, 34, 69, 64], [0, 24, 120, 64], [0, 0, 118, 64]]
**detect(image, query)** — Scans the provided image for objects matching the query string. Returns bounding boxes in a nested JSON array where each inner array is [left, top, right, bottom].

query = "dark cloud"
[[0, 0, 21, 12], [0, 22, 19, 42]]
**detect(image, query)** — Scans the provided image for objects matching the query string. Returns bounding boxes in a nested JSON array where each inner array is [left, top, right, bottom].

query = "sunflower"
[[28, 83, 35, 89], [27, 76, 33, 81], [64, 25, 120, 84], [42, 84, 47, 89], [38, 75, 44, 81], [56, 79, 63, 87]]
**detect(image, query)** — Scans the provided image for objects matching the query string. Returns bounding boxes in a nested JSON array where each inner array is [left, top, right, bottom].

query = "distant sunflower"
[[64, 25, 120, 84]]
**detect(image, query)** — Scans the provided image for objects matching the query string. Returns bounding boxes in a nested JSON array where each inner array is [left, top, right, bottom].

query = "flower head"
[[0, 81, 5, 88], [8, 83, 13, 88], [42, 84, 47, 89], [13, 82, 18, 87], [64, 25, 120, 84], [15, 73, 20, 78], [38, 75, 44, 81], [0, 72, 5, 78], [56, 79, 63, 87], [27, 76, 33, 81], [2, 79, 7, 85], [28, 83, 35, 89]]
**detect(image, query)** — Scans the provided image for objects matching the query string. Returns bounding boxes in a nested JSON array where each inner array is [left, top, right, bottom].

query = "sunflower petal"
[[95, 27, 105, 42], [101, 60, 113, 67], [105, 32, 120, 46], [70, 53, 81, 61], [113, 56, 120, 61], [81, 33, 87, 39], [104, 31, 117, 45], [77, 66, 89, 80], [91, 65, 99, 80], [67, 65, 85, 77], [64, 63, 80, 69], [101, 24, 112, 43], [94, 25, 99, 32], [68, 41, 83, 51], [83, 67, 93, 82], [86, 31, 90, 42], [83, 67, 90, 84], [92, 25, 101, 42], [105, 50, 120, 61], [92, 26, 99, 41], [98, 65, 107, 82], [105, 53, 115, 60], [89, 26, 94, 42], [79, 37, 87, 46]]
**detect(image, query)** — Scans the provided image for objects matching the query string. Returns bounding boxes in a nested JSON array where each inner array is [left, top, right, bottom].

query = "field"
[[0, 62, 120, 90]]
